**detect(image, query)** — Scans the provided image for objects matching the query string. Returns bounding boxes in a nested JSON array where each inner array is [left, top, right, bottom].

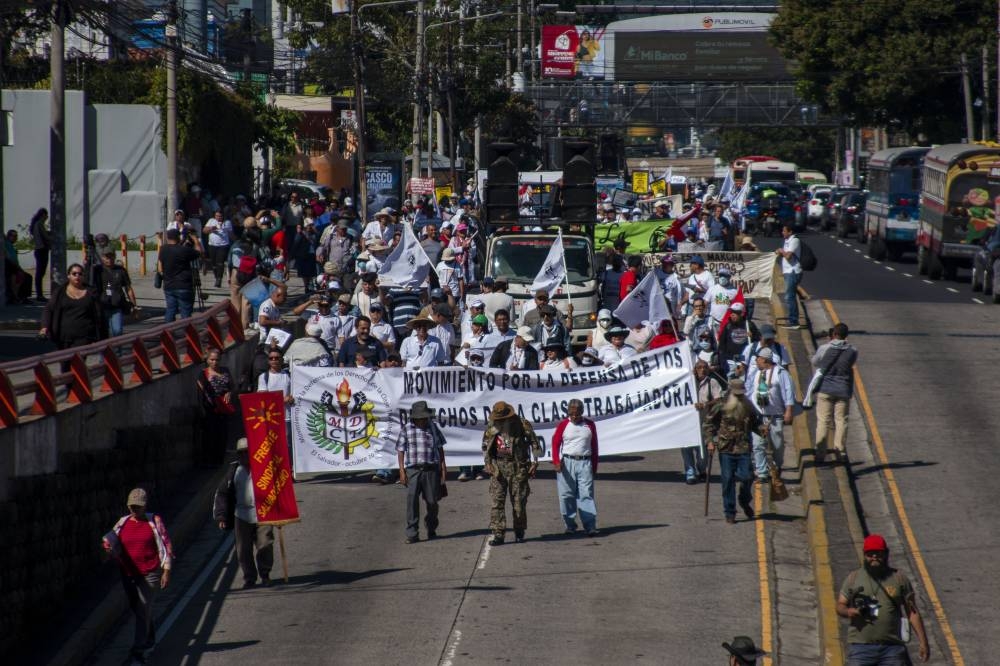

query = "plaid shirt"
[[396, 422, 445, 467]]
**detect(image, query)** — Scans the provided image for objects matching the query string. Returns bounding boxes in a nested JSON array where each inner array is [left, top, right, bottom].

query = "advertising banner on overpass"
[[289, 344, 700, 473], [614, 31, 792, 81], [541, 25, 607, 79]]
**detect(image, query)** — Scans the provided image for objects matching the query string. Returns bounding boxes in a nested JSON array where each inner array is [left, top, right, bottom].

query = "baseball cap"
[[127, 488, 148, 507], [472, 314, 489, 326], [516, 325, 535, 342], [370, 302, 384, 311], [481, 276, 495, 287], [759, 324, 776, 338], [660, 254, 675, 264], [863, 534, 888, 552], [757, 347, 774, 361], [730, 302, 745, 312], [598, 308, 612, 322], [435, 303, 453, 318], [430, 288, 445, 300], [717, 266, 733, 276], [470, 298, 485, 309], [689, 255, 705, 267]]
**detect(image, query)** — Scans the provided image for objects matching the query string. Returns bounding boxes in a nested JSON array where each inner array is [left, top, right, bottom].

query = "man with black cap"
[[158, 227, 203, 322], [654, 254, 686, 322], [430, 303, 457, 358], [482, 400, 542, 544], [742, 323, 790, 369], [397, 401, 448, 543], [703, 378, 769, 524], [837, 533, 930, 664], [722, 636, 768, 665], [598, 322, 637, 366], [520, 289, 565, 328]]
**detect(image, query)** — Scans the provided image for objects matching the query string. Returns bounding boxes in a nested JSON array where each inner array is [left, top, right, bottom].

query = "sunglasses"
[[268, 356, 283, 361]]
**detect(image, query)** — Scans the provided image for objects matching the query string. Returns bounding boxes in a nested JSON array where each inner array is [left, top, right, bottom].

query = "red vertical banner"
[[241, 391, 300, 525], [541, 25, 580, 78]]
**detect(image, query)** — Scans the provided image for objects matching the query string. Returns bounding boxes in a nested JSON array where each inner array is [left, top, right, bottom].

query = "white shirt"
[[599, 344, 638, 366], [782, 235, 802, 274], [353, 290, 378, 318], [257, 370, 291, 421], [656, 270, 686, 317], [480, 292, 515, 322], [686, 270, 716, 301], [362, 221, 397, 247], [429, 323, 455, 353], [234, 465, 257, 523], [370, 320, 396, 348], [258, 298, 280, 341], [560, 420, 592, 457], [204, 218, 232, 247], [436, 261, 463, 294], [704, 283, 737, 324], [542, 357, 578, 371], [309, 313, 340, 351], [746, 364, 795, 417], [335, 314, 356, 345], [481, 328, 515, 361], [400, 334, 449, 368]]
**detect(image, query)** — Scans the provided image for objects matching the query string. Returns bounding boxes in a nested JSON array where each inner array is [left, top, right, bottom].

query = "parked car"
[[819, 187, 861, 231], [835, 192, 867, 239], [807, 188, 832, 224], [273, 178, 335, 204]]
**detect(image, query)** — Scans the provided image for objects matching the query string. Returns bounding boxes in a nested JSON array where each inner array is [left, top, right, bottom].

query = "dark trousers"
[[718, 452, 753, 518], [33, 248, 48, 298], [120, 569, 161, 654], [235, 518, 274, 584], [208, 245, 229, 285], [405, 466, 440, 538]]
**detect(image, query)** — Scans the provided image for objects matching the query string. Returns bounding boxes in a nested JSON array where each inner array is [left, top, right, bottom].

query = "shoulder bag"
[[801, 346, 846, 409]]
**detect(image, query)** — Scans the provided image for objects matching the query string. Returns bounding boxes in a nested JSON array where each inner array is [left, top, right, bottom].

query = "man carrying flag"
[[717, 289, 760, 378], [527, 231, 574, 327]]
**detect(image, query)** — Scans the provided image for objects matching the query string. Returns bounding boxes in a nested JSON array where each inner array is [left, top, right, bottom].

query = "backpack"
[[798, 241, 817, 271], [98, 266, 130, 311]]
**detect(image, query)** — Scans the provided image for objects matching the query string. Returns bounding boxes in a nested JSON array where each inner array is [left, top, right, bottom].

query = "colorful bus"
[[863, 146, 930, 261], [918, 143, 1000, 280]]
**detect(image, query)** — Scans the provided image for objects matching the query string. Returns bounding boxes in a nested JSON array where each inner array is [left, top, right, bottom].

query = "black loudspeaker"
[[485, 142, 520, 223], [599, 133, 621, 173], [561, 140, 596, 224]]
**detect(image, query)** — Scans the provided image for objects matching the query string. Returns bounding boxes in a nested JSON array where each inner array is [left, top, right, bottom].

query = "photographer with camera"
[[837, 534, 929, 664], [158, 227, 204, 322]]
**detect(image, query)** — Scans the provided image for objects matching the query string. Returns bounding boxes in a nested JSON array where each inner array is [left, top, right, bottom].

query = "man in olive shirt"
[[836, 534, 929, 664]]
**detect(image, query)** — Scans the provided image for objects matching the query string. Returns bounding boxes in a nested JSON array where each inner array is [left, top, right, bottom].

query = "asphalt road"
[[762, 228, 1000, 664], [91, 451, 778, 666]]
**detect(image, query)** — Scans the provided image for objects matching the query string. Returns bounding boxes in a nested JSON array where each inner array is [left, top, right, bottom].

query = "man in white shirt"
[[551, 399, 599, 535], [399, 316, 449, 368], [685, 255, 715, 317], [436, 248, 465, 303], [333, 294, 357, 350], [742, 323, 791, 370], [479, 276, 515, 324], [598, 324, 638, 366], [704, 266, 738, 325], [368, 302, 397, 352], [362, 209, 398, 248], [654, 255, 686, 322], [429, 303, 457, 358], [745, 347, 795, 483], [480, 309, 515, 361], [257, 287, 287, 348], [775, 223, 803, 328], [203, 210, 234, 288]]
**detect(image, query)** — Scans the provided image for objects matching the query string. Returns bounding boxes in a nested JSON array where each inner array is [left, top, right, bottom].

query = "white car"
[[807, 188, 832, 223]]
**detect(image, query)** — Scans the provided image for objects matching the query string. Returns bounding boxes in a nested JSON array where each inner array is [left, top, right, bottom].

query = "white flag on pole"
[[377, 223, 433, 288], [718, 168, 735, 202], [530, 231, 567, 297], [730, 180, 749, 213], [613, 272, 672, 328]]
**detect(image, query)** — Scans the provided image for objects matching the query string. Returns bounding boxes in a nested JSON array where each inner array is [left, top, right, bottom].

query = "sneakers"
[[586, 529, 601, 537], [685, 476, 698, 485], [405, 535, 419, 544], [783, 323, 804, 330], [474, 472, 489, 480], [457, 472, 471, 482], [514, 531, 525, 543], [564, 526, 578, 535], [488, 535, 504, 546], [372, 474, 391, 484]]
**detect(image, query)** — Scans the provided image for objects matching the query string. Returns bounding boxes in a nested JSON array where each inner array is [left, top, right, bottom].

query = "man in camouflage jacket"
[[482, 401, 542, 545], [703, 378, 770, 524]]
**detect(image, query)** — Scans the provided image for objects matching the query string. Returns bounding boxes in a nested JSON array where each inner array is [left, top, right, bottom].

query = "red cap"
[[863, 534, 888, 552]]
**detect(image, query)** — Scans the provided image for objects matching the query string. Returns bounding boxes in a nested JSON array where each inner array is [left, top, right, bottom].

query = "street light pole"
[[166, 0, 179, 217], [351, 1, 369, 221], [411, 0, 425, 204]]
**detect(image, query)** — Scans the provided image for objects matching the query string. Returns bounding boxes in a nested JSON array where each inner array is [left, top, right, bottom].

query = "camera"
[[848, 589, 880, 620]]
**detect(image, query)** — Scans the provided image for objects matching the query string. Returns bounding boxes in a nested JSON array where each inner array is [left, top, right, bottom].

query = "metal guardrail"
[[0, 300, 246, 428]]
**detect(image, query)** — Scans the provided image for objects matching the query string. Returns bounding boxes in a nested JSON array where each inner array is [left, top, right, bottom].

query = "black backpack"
[[799, 241, 818, 271]]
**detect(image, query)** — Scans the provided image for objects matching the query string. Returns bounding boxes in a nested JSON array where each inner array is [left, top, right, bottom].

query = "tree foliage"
[[770, 0, 995, 141], [714, 127, 836, 177]]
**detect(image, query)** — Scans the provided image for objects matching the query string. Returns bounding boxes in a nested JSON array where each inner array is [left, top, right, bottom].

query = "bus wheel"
[[928, 252, 944, 280], [916, 246, 930, 275]]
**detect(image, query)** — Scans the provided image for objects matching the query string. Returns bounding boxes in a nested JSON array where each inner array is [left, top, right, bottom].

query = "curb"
[[50, 465, 231, 666], [770, 274, 846, 666]]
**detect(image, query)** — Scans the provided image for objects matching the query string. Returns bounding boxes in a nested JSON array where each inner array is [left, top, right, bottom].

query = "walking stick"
[[278, 525, 289, 583], [703, 448, 714, 516]]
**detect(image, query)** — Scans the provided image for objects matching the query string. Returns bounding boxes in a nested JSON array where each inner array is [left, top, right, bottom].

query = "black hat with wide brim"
[[722, 636, 767, 662]]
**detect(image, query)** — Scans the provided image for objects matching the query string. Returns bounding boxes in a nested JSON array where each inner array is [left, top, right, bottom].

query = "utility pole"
[[0, 29, 7, 306], [166, 0, 178, 217], [446, 35, 456, 192], [49, 1, 67, 289], [351, 1, 369, 220], [410, 0, 425, 204], [962, 53, 975, 143], [516, 0, 523, 80], [983, 45, 991, 142]]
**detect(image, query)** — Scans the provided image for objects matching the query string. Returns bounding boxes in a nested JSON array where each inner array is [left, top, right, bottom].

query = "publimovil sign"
[[541, 25, 606, 79]]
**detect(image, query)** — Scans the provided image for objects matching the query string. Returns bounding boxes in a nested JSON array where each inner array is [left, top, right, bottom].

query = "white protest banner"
[[642, 251, 775, 299], [289, 344, 700, 473], [378, 222, 432, 288], [613, 271, 671, 327]]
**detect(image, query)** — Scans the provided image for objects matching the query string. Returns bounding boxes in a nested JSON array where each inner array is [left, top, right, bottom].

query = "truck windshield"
[[490, 236, 593, 285]]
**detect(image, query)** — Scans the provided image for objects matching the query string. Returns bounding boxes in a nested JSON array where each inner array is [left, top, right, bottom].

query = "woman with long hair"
[[196, 347, 235, 466], [39, 262, 105, 351], [29, 207, 51, 301]]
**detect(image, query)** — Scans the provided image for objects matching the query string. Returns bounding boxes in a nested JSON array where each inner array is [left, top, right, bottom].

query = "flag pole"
[[278, 525, 289, 583], [558, 229, 574, 319]]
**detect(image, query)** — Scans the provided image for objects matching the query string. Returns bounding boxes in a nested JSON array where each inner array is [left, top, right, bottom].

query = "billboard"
[[541, 25, 607, 79], [365, 157, 403, 220], [614, 31, 791, 81]]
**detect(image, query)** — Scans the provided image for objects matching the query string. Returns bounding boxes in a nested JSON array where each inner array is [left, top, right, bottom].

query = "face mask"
[[718, 276, 731, 287], [581, 356, 597, 366], [698, 341, 711, 351]]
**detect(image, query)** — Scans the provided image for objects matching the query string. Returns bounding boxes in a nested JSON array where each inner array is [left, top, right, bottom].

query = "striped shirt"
[[396, 422, 445, 467], [388, 288, 422, 335]]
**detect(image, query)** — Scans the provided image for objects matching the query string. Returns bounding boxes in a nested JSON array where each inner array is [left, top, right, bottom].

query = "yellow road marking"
[[772, 274, 844, 664], [822, 299, 965, 665], [755, 487, 773, 666]]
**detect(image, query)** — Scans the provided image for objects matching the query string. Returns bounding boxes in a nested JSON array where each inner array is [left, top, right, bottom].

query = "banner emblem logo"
[[306, 378, 379, 459]]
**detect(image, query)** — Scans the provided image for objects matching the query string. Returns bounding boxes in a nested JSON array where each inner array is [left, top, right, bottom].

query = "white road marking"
[[873, 260, 882, 265], [922, 280, 934, 285], [886, 266, 896, 272], [477, 539, 492, 570], [854, 249, 862, 253], [828, 235, 836, 239], [440, 629, 463, 666], [973, 298, 985, 304], [946, 287, 959, 293], [159, 533, 233, 653], [903, 273, 913, 277], [837, 239, 845, 245]]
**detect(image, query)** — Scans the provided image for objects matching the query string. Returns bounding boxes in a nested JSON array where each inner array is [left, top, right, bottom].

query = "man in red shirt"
[[618, 255, 642, 303], [551, 399, 600, 536], [102, 488, 173, 664]]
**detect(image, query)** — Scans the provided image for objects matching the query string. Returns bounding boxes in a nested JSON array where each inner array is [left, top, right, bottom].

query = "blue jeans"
[[846, 643, 909, 666], [784, 270, 802, 325], [556, 457, 597, 531], [681, 445, 704, 480], [164, 288, 194, 322], [718, 452, 752, 518], [105, 309, 125, 338], [752, 415, 786, 478]]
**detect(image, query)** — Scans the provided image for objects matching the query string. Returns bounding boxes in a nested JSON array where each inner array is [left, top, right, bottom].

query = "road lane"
[[784, 228, 1000, 664]]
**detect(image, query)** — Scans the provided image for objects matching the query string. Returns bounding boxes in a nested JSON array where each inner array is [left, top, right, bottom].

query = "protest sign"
[[644, 251, 775, 299], [240, 391, 300, 525]]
